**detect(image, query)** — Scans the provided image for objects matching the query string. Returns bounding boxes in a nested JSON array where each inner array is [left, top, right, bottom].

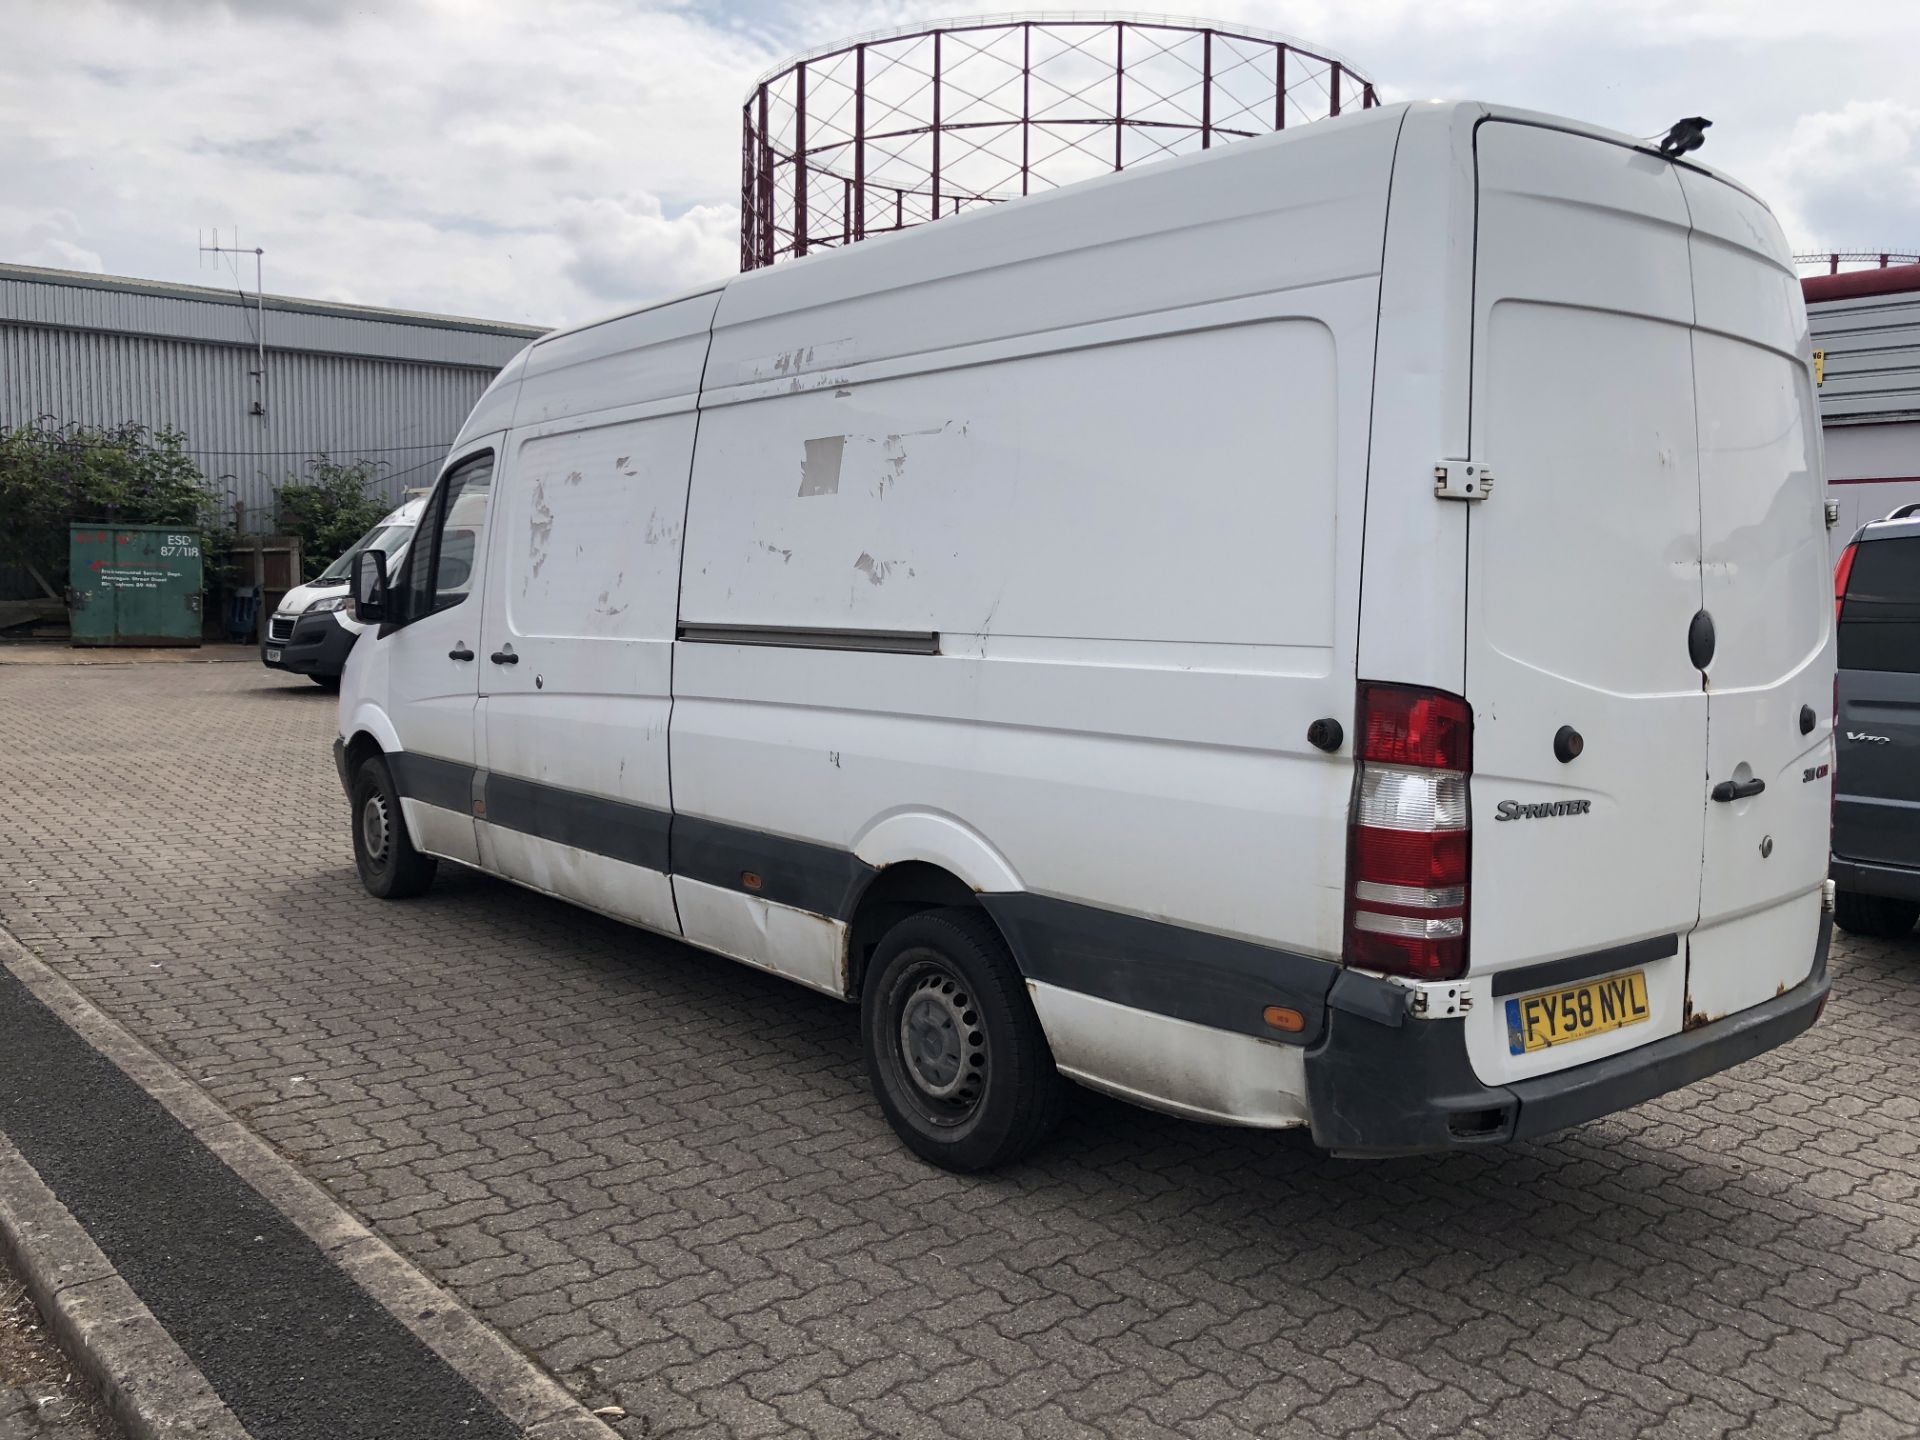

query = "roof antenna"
[[1657, 116, 1711, 158], [198, 226, 268, 419]]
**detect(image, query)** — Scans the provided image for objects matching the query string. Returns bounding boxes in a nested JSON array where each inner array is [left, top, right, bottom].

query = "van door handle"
[[448, 646, 474, 661], [1711, 777, 1765, 802], [489, 648, 518, 665]]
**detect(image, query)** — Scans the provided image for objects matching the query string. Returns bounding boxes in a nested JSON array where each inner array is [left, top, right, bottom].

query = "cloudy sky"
[[5, 0, 1917, 328]]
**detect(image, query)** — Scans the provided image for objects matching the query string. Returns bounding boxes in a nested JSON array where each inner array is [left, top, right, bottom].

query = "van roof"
[[1859, 512, 1920, 542], [377, 497, 427, 528], [528, 100, 1773, 353]]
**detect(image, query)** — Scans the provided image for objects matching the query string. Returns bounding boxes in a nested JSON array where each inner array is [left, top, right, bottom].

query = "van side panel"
[[474, 295, 720, 937], [685, 322, 1338, 644], [674, 111, 1400, 1072]]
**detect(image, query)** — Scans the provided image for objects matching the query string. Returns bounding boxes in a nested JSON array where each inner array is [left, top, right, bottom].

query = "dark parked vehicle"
[[1832, 512, 1920, 938]]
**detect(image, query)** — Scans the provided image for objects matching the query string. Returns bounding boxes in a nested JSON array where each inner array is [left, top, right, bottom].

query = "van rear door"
[[1460, 120, 1705, 1085], [1459, 120, 1833, 1084], [1676, 169, 1832, 1025]]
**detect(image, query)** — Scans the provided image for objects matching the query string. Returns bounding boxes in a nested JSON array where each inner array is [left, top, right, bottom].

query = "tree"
[[274, 456, 391, 580], [0, 418, 228, 599]]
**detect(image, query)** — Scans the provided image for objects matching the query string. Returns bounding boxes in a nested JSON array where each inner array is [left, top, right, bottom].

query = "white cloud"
[[2, 0, 1918, 325], [558, 195, 739, 304], [0, 210, 105, 272], [1763, 100, 1920, 250]]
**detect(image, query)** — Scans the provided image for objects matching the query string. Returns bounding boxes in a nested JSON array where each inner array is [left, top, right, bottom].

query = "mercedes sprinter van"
[[334, 102, 1835, 1169]]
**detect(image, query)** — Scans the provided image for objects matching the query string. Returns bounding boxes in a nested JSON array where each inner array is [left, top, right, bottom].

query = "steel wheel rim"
[[895, 960, 988, 1121], [361, 792, 390, 864]]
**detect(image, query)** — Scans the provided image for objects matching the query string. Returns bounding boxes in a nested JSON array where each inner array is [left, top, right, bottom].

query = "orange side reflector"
[[1263, 1005, 1305, 1033], [741, 871, 763, 892]]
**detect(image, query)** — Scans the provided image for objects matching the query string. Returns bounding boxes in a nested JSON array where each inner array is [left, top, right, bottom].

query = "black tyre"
[[310, 674, 341, 691], [861, 906, 1067, 1172], [349, 755, 437, 899], [1833, 889, 1920, 939]]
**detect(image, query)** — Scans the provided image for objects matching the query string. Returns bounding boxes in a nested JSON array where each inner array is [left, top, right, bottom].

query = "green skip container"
[[67, 524, 204, 647]]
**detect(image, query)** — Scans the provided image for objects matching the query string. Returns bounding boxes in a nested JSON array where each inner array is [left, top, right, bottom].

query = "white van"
[[264, 499, 423, 687], [335, 101, 1835, 1169]]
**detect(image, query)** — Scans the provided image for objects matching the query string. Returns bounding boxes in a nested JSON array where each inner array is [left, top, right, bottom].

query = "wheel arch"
[[342, 701, 402, 763], [843, 861, 985, 1001], [843, 812, 1026, 1000]]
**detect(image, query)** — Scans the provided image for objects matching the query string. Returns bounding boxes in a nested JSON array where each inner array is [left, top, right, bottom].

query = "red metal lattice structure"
[[1794, 250, 1920, 276], [741, 12, 1379, 270]]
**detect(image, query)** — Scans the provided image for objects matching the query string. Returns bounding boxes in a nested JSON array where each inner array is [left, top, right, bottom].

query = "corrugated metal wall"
[[1, 325, 501, 517], [1811, 288, 1920, 425], [0, 263, 544, 535]]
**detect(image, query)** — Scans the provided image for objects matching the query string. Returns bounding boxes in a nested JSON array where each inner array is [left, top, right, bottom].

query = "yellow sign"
[[1813, 348, 1826, 386]]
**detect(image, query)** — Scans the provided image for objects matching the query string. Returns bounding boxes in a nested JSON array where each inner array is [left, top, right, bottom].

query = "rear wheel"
[[861, 906, 1067, 1172], [349, 756, 437, 899], [1833, 889, 1920, 939]]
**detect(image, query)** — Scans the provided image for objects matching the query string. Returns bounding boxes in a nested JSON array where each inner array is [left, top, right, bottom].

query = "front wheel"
[[309, 674, 341, 691], [861, 907, 1067, 1172], [1833, 889, 1920, 939], [349, 756, 438, 899]]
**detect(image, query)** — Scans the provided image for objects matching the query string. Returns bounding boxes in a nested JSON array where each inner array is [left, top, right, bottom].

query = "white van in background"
[[335, 100, 1835, 1170], [263, 499, 422, 688]]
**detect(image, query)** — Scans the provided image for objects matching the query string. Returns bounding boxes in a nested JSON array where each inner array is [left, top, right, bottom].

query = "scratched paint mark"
[[614, 456, 629, 468], [563, 469, 584, 486], [872, 423, 952, 499], [527, 478, 555, 580], [758, 541, 794, 563], [799, 436, 845, 497]]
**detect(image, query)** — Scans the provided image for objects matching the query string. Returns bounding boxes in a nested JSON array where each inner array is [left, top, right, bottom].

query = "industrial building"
[[1805, 263, 1920, 546], [0, 261, 545, 528]]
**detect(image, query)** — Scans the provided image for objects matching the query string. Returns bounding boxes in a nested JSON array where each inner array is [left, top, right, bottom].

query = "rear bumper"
[[261, 612, 356, 677], [1831, 855, 1920, 904], [1304, 916, 1831, 1155]]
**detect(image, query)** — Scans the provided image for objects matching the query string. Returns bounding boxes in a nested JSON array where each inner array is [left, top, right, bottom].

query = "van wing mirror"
[[352, 549, 390, 624]]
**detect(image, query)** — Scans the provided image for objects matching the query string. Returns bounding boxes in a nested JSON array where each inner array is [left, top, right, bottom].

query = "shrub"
[[274, 457, 391, 580], [0, 418, 229, 597]]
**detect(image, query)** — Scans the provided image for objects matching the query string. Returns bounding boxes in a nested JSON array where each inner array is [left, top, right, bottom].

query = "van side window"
[[403, 453, 494, 620], [1839, 535, 1920, 673]]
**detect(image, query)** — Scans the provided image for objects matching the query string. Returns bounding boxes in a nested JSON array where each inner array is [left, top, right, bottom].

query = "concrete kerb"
[[0, 1136, 249, 1440], [0, 925, 622, 1440]]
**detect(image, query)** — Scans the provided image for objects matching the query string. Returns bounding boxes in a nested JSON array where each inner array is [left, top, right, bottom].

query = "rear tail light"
[[1344, 683, 1472, 981], [1834, 542, 1857, 623]]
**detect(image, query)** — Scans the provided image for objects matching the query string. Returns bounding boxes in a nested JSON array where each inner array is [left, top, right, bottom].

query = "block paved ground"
[[0, 660, 1916, 1440]]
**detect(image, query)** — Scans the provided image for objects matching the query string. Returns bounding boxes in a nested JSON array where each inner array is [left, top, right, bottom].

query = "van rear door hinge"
[[1434, 459, 1492, 502]]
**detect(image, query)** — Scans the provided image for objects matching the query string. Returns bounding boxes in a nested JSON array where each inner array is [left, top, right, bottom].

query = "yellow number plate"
[[1505, 971, 1650, 1055]]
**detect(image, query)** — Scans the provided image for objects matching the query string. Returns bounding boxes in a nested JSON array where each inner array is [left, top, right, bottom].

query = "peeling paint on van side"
[[854, 552, 909, 586], [799, 436, 845, 497]]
